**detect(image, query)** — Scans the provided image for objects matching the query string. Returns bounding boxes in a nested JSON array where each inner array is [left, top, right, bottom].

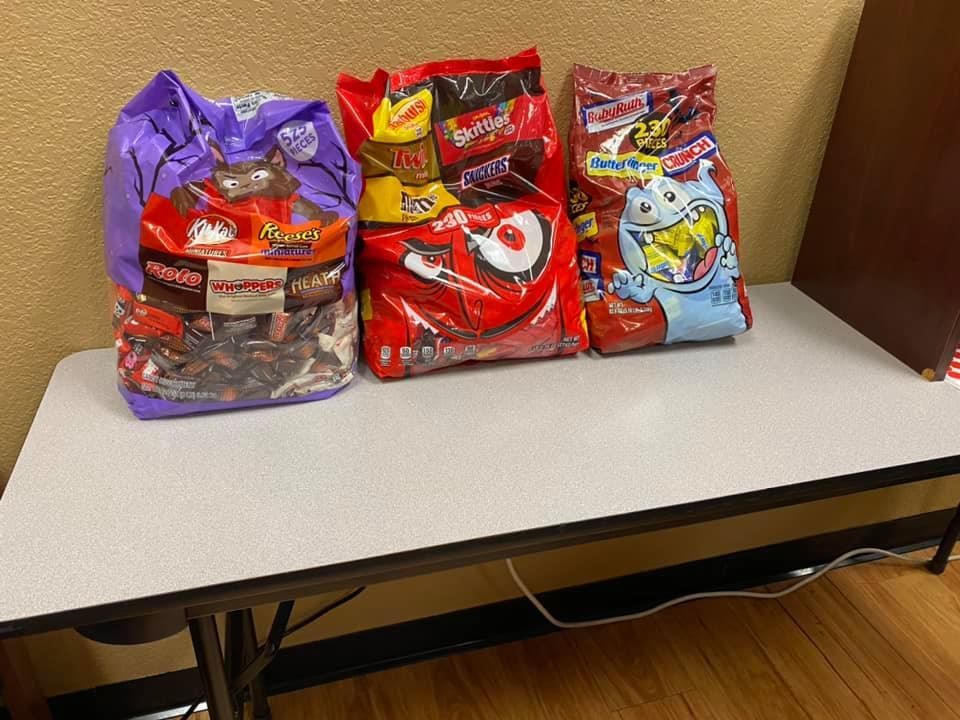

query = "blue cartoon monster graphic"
[[608, 159, 747, 343]]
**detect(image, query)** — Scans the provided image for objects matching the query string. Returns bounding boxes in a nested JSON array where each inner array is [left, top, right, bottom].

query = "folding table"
[[2, 283, 959, 720]]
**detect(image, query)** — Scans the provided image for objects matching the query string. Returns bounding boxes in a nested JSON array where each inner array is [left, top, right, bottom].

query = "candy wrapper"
[[568, 64, 752, 353], [104, 72, 361, 418], [337, 48, 587, 378]]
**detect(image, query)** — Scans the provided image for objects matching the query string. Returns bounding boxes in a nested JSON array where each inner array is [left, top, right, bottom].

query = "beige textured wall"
[[0, 0, 880, 695]]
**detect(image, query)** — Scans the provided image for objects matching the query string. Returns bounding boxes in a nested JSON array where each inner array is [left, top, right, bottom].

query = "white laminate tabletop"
[[1, 282, 959, 629]]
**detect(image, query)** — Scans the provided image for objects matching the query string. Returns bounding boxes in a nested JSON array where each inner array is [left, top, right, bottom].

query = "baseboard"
[[13, 508, 953, 720]]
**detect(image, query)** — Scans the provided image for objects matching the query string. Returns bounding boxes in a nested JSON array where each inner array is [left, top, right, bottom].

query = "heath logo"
[[400, 191, 439, 216], [581, 91, 652, 133], [209, 278, 284, 295], [586, 151, 662, 179], [144, 261, 203, 288], [660, 133, 718, 175], [392, 146, 428, 170], [289, 268, 341, 296], [461, 155, 510, 189], [441, 100, 516, 151], [186, 215, 238, 247]]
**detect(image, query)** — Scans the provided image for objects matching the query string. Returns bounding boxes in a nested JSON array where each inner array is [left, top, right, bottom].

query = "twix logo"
[[391, 145, 427, 170]]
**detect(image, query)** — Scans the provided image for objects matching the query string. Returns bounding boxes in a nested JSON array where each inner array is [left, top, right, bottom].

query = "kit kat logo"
[[186, 215, 238, 247], [660, 133, 718, 175], [581, 91, 652, 133]]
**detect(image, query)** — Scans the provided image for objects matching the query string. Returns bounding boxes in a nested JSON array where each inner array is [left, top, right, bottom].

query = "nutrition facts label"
[[230, 90, 288, 121]]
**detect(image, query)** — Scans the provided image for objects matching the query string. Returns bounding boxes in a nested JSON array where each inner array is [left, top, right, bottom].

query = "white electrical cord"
[[506, 547, 960, 630]]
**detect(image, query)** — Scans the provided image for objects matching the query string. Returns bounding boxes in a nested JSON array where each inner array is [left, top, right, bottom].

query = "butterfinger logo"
[[586, 151, 662, 179]]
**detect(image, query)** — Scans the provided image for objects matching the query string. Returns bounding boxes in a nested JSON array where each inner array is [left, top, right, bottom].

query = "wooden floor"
[[199, 551, 960, 719]]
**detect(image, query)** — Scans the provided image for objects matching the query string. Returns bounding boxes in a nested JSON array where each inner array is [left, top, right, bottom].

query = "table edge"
[[3, 453, 958, 639]]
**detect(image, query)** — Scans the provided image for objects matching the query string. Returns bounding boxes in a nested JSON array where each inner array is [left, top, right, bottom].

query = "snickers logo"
[[461, 155, 510, 189]]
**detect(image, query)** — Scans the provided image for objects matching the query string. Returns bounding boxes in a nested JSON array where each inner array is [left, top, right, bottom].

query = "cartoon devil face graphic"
[[394, 207, 558, 344]]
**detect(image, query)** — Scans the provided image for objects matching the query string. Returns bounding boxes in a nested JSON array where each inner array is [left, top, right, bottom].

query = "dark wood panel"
[[793, 0, 960, 379]]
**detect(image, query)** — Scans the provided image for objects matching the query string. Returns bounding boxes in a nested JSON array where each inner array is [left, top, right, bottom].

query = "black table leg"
[[224, 610, 246, 719], [189, 616, 235, 720], [928, 500, 960, 575], [241, 608, 272, 720]]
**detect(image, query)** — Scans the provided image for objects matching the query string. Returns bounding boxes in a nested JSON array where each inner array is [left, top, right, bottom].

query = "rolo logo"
[[144, 261, 203, 288], [186, 215, 238, 246]]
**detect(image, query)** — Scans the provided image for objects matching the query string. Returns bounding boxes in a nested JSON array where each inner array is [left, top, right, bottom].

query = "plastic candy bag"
[[337, 48, 587, 377], [569, 64, 752, 353], [104, 72, 361, 418]]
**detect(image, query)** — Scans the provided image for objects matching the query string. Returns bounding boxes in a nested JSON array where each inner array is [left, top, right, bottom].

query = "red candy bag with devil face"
[[569, 64, 752, 353], [337, 48, 587, 377]]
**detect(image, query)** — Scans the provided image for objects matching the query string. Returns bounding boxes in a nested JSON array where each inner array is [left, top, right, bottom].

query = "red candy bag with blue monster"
[[569, 64, 752, 353], [337, 48, 588, 377]]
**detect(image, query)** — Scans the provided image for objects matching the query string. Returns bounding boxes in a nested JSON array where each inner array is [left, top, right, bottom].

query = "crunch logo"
[[660, 133, 717, 175]]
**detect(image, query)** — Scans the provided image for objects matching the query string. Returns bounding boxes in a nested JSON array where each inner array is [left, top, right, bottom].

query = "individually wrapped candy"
[[104, 72, 361, 417], [568, 64, 753, 352], [337, 48, 588, 378]]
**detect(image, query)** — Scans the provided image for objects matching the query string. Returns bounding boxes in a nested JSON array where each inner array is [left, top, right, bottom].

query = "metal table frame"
[[102, 457, 960, 720]]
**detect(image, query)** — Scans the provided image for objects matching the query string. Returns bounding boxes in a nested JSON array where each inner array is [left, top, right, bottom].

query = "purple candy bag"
[[104, 72, 361, 418]]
